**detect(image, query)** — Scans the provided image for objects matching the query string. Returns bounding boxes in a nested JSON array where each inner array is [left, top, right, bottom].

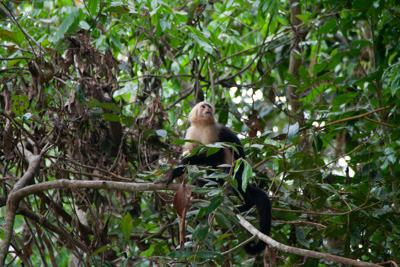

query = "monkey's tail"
[[243, 186, 272, 255]]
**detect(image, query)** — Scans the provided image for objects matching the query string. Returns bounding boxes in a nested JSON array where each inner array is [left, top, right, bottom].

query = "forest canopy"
[[1, 0, 399, 266]]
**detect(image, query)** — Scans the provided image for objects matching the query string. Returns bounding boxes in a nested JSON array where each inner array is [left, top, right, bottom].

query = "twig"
[[314, 105, 394, 131]]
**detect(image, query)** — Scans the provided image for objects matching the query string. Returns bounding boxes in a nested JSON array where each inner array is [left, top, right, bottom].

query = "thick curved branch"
[[11, 180, 184, 202], [0, 146, 42, 265], [0, 178, 184, 265], [236, 214, 381, 267]]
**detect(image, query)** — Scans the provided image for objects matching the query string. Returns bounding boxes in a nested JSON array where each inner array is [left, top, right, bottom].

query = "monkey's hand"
[[153, 175, 173, 187], [154, 167, 183, 187], [182, 149, 191, 157]]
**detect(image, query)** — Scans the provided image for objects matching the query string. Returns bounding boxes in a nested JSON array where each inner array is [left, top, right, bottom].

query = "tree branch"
[[16, 205, 87, 252], [0, 177, 185, 265], [0, 146, 42, 265], [314, 105, 394, 130], [236, 214, 381, 267], [12, 180, 185, 202]]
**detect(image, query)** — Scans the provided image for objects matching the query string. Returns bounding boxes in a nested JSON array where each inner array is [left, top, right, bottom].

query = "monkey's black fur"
[[157, 125, 271, 255]]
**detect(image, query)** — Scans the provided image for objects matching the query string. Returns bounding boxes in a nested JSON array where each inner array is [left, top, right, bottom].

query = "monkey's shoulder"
[[217, 124, 241, 145]]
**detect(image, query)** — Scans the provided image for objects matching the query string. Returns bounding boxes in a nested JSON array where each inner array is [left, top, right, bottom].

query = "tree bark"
[[288, 0, 305, 123]]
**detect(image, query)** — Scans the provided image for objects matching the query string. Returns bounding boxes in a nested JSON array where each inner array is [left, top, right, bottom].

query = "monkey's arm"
[[154, 147, 225, 186]]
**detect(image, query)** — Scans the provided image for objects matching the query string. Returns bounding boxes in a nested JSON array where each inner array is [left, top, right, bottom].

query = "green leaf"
[[88, 99, 120, 113], [313, 61, 328, 76], [353, 0, 373, 9], [0, 30, 17, 44], [286, 73, 300, 86], [171, 61, 180, 74], [327, 51, 347, 70], [234, 159, 252, 192], [122, 116, 135, 127], [185, 26, 215, 57], [110, 34, 123, 51], [193, 222, 209, 241], [91, 244, 118, 257], [54, 9, 79, 41], [318, 18, 336, 34], [103, 113, 120, 122], [155, 20, 162, 38], [351, 40, 372, 49], [298, 65, 311, 83], [288, 122, 299, 140], [11, 95, 29, 117], [201, 196, 224, 216], [173, 10, 188, 24], [14, 29, 24, 45], [204, 143, 228, 157], [159, 18, 170, 31], [88, 0, 99, 15], [215, 212, 232, 229], [207, 172, 229, 180], [295, 226, 309, 248], [333, 76, 346, 84], [172, 139, 190, 146], [392, 69, 400, 96], [121, 213, 133, 242], [195, 251, 222, 260], [167, 250, 194, 259], [349, 48, 361, 57], [257, 0, 279, 18], [296, 15, 309, 25], [160, 4, 174, 16]]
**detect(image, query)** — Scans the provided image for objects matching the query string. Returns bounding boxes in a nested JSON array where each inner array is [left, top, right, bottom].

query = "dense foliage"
[[1, 0, 399, 266]]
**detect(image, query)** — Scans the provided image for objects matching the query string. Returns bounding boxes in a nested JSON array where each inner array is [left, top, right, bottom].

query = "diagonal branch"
[[236, 214, 382, 267], [16, 204, 88, 252], [314, 105, 394, 130]]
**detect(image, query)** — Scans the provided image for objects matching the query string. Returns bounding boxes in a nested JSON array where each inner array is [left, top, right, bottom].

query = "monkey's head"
[[188, 101, 215, 125]]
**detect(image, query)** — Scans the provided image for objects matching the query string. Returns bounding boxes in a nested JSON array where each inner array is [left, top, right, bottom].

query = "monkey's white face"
[[198, 103, 214, 119], [189, 101, 216, 125]]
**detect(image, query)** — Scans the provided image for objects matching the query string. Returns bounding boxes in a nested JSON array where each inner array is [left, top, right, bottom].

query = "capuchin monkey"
[[155, 101, 271, 255]]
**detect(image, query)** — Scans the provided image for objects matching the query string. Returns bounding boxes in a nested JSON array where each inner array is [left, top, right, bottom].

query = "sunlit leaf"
[[288, 122, 299, 140]]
